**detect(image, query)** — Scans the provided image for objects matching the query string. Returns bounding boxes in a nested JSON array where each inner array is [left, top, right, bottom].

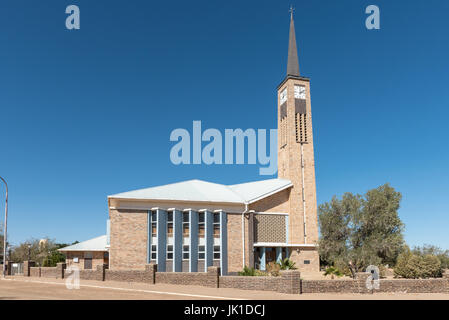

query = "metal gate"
[[11, 263, 24, 275]]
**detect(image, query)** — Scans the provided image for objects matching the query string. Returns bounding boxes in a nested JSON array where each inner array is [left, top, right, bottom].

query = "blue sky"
[[0, 1, 448, 249]]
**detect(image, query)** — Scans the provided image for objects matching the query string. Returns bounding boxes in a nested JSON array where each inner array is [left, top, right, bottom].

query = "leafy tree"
[[318, 183, 404, 278], [10, 238, 69, 266]]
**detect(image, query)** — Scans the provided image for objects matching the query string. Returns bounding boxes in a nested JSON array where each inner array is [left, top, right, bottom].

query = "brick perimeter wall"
[[40, 267, 59, 278], [105, 264, 156, 283], [377, 279, 449, 293], [219, 270, 301, 294], [19, 266, 449, 295], [30, 267, 41, 277], [156, 267, 219, 288]]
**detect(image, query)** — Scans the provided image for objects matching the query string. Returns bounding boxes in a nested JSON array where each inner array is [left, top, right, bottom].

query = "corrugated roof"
[[58, 235, 107, 252], [108, 178, 292, 205]]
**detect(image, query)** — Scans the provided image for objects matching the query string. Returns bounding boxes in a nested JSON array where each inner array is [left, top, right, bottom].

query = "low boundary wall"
[[18, 261, 449, 295]]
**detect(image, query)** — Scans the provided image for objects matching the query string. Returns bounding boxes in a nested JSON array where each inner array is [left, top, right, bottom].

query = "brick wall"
[[105, 264, 156, 284], [109, 209, 148, 270], [376, 279, 449, 293], [19, 265, 449, 295], [40, 267, 58, 278], [75, 265, 105, 281], [23, 261, 35, 276], [30, 267, 41, 277], [220, 270, 301, 294], [156, 266, 219, 288]]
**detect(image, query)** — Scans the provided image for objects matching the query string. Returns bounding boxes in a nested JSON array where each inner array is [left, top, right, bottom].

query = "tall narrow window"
[[167, 211, 173, 237], [150, 211, 157, 261], [182, 212, 190, 261], [198, 212, 205, 260], [167, 245, 173, 260], [183, 245, 189, 260], [213, 213, 220, 238], [183, 212, 189, 237], [213, 245, 220, 260], [198, 213, 205, 237], [166, 211, 174, 262]]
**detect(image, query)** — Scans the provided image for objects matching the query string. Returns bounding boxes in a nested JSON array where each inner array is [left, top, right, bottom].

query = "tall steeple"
[[287, 7, 300, 77]]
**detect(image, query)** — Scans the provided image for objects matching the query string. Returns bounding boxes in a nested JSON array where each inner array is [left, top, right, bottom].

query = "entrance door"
[[265, 248, 276, 265], [84, 258, 92, 269], [84, 252, 93, 269]]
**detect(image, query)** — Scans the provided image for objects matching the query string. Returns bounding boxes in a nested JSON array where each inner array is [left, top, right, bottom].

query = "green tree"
[[10, 238, 69, 266], [318, 183, 404, 278]]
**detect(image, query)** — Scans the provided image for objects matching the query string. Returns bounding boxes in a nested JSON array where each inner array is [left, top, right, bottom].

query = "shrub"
[[279, 258, 297, 270], [238, 266, 257, 276], [334, 259, 353, 277], [238, 266, 268, 276], [266, 262, 281, 276], [323, 266, 343, 279], [378, 264, 387, 278], [394, 249, 442, 279]]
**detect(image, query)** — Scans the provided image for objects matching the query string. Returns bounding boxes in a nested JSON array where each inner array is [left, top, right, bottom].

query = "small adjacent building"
[[58, 235, 109, 270]]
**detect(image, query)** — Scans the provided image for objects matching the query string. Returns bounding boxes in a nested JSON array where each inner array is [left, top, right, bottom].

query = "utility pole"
[[0, 176, 8, 278]]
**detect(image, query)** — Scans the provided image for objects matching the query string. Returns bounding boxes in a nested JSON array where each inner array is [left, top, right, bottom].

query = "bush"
[[323, 266, 343, 279], [279, 258, 297, 270], [334, 259, 353, 277], [394, 249, 442, 278], [266, 262, 281, 276], [238, 266, 267, 276]]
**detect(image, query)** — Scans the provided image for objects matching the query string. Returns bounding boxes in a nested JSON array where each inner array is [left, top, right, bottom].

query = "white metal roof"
[[58, 235, 108, 252], [108, 178, 292, 205], [229, 178, 292, 203]]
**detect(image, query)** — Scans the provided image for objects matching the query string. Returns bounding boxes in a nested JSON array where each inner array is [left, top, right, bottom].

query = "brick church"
[[60, 13, 320, 275]]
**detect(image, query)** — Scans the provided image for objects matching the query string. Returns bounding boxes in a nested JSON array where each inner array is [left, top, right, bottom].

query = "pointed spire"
[[287, 6, 300, 77]]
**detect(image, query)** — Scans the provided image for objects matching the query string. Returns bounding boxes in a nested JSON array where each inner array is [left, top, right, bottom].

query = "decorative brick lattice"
[[254, 214, 286, 243]]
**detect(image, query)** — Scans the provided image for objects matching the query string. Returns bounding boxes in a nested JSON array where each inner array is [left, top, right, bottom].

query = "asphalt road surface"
[[1, 277, 448, 300]]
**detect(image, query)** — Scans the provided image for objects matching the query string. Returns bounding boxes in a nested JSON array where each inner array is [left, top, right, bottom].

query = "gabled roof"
[[58, 235, 108, 252], [108, 178, 292, 205]]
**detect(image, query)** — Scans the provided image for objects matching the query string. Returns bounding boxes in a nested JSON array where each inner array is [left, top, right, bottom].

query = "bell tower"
[[277, 10, 319, 263]]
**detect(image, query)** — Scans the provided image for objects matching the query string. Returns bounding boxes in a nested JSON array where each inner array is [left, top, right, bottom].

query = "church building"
[[63, 13, 320, 275]]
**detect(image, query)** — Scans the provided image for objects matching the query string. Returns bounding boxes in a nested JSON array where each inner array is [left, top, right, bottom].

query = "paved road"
[[1, 277, 448, 300], [0, 277, 291, 300]]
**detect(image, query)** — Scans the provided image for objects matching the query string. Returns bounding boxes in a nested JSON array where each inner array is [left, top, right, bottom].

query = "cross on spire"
[[289, 5, 295, 19]]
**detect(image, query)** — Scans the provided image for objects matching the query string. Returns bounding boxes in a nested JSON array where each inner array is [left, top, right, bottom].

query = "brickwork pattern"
[[105, 264, 156, 284], [156, 266, 219, 288], [109, 209, 148, 270], [220, 270, 301, 294]]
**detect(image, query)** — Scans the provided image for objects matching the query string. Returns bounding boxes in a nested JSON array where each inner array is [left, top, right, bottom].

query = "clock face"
[[294, 85, 306, 99], [280, 88, 287, 104]]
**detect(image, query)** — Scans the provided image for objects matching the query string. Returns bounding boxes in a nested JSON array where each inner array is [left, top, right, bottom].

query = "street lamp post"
[[0, 176, 8, 278]]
